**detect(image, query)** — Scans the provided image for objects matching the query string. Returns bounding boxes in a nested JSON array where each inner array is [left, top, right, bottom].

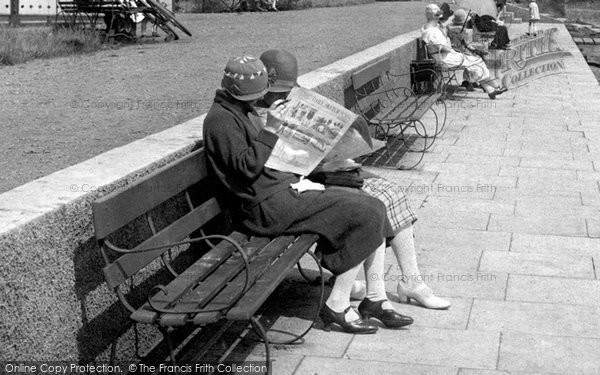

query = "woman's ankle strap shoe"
[[320, 304, 378, 334], [397, 282, 451, 310], [358, 298, 413, 328]]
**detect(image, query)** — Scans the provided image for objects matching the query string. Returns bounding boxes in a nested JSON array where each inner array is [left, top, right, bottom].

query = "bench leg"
[[158, 326, 177, 364], [395, 121, 426, 170], [250, 317, 271, 375], [434, 99, 448, 137]]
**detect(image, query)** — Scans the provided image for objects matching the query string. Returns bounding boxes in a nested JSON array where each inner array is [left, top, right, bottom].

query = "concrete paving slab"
[[503, 148, 574, 160], [499, 166, 578, 180], [414, 227, 512, 252], [577, 171, 600, 182], [400, 246, 483, 274], [506, 274, 600, 306], [587, 217, 600, 238], [408, 271, 508, 300], [421, 196, 515, 216], [514, 201, 600, 218], [457, 369, 543, 375], [384, 297, 472, 331], [433, 144, 506, 157], [244, 353, 304, 375], [480, 250, 595, 278], [510, 233, 600, 257], [468, 299, 600, 338], [581, 191, 600, 206], [511, 195, 585, 209], [346, 327, 500, 369], [488, 214, 588, 237], [415, 209, 490, 231], [518, 158, 594, 170], [434, 174, 516, 190], [493, 187, 582, 202], [242, 324, 354, 359], [422, 162, 501, 177], [498, 332, 600, 374], [294, 357, 457, 375], [516, 177, 599, 194]]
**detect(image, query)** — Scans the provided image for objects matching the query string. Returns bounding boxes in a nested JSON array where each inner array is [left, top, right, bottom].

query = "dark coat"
[[203, 90, 394, 274]]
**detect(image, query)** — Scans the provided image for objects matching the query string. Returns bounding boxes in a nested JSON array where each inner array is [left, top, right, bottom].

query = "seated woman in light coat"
[[422, 3, 507, 99]]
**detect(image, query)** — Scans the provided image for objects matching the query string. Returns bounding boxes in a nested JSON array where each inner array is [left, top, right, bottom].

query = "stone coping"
[[0, 30, 420, 236]]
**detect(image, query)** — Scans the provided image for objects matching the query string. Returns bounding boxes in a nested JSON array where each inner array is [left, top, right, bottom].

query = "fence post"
[[9, 0, 20, 27]]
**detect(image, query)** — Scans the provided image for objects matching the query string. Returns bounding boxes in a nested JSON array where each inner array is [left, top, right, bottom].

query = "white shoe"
[[350, 280, 367, 300], [396, 282, 451, 310]]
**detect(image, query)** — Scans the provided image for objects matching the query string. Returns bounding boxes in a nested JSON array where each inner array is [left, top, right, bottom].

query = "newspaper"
[[264, 87, 381, 175]]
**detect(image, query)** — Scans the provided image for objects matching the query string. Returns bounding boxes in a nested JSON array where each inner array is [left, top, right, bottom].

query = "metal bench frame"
[[56, 0, 190, 42], [417, 38, 467, 100], [92, 149, 324, 373], [350, 58, 446, 170]]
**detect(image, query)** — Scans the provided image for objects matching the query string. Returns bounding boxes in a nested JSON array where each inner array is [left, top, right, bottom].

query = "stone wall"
[[0, 29, 418, 363]]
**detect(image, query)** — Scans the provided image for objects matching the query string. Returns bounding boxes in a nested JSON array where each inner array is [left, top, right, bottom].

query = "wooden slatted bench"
[[56, 0, 191, 42], [350, 57, 447, 170], [56, 0, 123, 28], [92, 148, 323, 372], [416, 37, 464, 99]]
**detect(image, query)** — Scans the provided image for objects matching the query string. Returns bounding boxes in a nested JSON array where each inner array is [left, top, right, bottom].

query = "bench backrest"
[[92, 148, 223, 290], [350, 58, 406, 120]]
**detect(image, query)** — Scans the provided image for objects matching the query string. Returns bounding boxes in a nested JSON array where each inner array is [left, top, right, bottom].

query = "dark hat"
[[221, 56, 269, 101], [259, 49, 299, 93]]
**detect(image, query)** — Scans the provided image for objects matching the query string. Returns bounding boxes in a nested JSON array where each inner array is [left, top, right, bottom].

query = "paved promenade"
[[208, 23, 600, 374]]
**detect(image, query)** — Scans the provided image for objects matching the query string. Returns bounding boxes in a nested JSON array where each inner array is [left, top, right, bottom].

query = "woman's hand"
[[264, 99, 289, 133]]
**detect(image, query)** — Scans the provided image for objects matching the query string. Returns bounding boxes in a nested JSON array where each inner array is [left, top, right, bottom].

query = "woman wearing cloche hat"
[[256, 49, 451, 311], [203, 55, 412, 334]]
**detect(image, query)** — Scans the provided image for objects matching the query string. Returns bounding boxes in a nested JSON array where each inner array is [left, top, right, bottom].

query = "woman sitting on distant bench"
[[422, 3, 508, 99]]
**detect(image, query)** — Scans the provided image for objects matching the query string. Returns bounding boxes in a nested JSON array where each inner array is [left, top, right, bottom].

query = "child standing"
[[528, 0, 540, 36]]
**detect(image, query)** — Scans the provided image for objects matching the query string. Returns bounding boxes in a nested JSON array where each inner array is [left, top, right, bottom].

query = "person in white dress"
[[421, 3, 507, 99], [528, 0, 540, 36]]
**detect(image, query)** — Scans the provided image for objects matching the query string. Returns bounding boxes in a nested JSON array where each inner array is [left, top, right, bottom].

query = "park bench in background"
[[92, 148, 323, 372], [56, 0, 191, 42], [417, 38, 466, 99], [350, 57, 446, 170]]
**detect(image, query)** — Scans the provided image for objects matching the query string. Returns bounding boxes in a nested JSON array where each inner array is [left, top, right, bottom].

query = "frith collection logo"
[[493, 27, 573, 88]]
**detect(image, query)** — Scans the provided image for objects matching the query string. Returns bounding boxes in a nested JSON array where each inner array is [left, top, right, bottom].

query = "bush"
[[0, 26, 103, 66]]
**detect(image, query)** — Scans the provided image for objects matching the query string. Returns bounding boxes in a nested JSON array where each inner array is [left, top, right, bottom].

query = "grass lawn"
[[0, 26, 103, 65]]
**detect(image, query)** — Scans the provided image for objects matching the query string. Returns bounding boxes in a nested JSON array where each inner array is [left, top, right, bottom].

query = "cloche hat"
[[453, 9, 468, 25], [221, 55, 269, 101], [259, 49, 299, 93]]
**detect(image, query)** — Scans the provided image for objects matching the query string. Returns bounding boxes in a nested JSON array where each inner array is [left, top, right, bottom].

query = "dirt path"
[[0, 2, 427, 193]]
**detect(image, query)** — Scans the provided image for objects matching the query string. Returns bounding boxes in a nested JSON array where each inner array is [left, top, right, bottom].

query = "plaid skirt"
[[362, 178, 417, 234]]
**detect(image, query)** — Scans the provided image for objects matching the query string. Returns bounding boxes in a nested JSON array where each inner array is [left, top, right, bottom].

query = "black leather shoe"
[[461, 80, 475, 92], [488, 87, 508, 99], [358, 298, 414, 328], [320, 304, 378, 334]]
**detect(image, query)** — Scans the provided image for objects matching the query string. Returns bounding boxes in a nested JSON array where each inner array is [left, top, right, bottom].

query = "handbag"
[[410, 60, 438, 94], [309, 169, 364, 189]]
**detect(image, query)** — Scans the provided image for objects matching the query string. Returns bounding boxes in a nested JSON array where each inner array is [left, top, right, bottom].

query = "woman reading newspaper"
[[203, 55, 413, 334], [255, 49, 451, 310]]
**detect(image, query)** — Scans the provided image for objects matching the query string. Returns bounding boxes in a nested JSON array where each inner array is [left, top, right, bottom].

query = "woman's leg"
[[359, 242, 414, 327], [327, 262, 362, 317], [390, 225, 421, 286], [322, 257, 378, 334], [391, 225, 451, 309], [363, 242, 390, 305]]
